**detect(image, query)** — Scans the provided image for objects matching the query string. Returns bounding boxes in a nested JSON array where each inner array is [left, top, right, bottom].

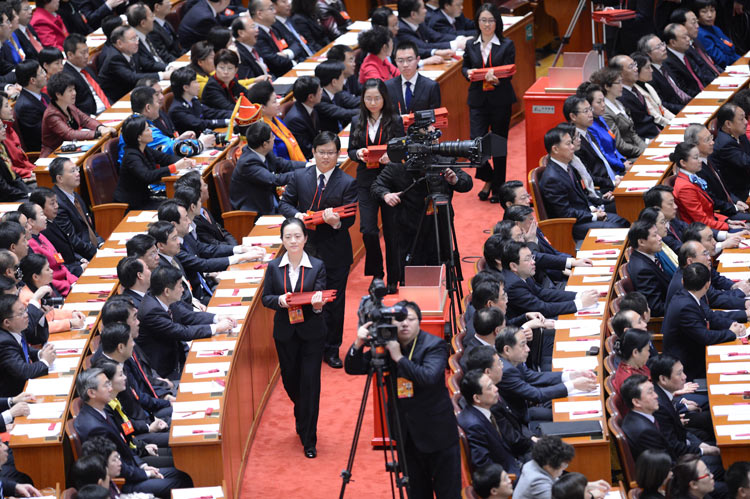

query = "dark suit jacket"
[[255, 25, 293, 77], [279, 166, 358, 268], [14, 88, 49, 152], [533, 228, 571, 282], [53, 185, 100, 257], [0, 155, 29, 200], [168, 96, 230, 135], [650, 64, 687, 115], [345, 330, 459, 454], [113, 145, 178, 210], [461, 36, 517, 109], [149, 19, 182, 63], [177, 0, 220, 49], [230, 146, 304, 214], [427, 10, 475, 36], [502, 268, 577, 320], [193, 210, 237, 246], [290, 13, 331, 53], [283, 101, 319, 159], [74, 0, 125, 30], [385, 73, 441, 115], [710, 130, 750, 201], [687, 46, 717, 86], [157, 255, 197, 311], [74, 403, 148, 484], [41, 220, 84, 276], [235, 42, 267, 80], [663, 218, 687, 253], [260, 253, 327, 342], [177, 230, 234, 300], [347, 113, 405, 184], [14, 25, 41, 61], [539, 160, 598, 224], [663, 50, 703, 98], [663, 288, 737, 380], [667, 267, 747, 312], [315, 90, 356, 134], [696, 158, 739, 217], [0, 328, 48, 397], [271, 19, 310, 62], [576, 133, 615, 193], [498, 356, 566, 424], [654, 385, 702, 459], [622, 410, 673, 461], [457, 405, 521, 474], [136, 292, 214, 379], [201, 76, 246, 111], [618, 87, 661, 139], [63, 62, 101, 117], [627, 250, 672, 317], [395, 18, 453, 60], [99, 50, 160, 103]]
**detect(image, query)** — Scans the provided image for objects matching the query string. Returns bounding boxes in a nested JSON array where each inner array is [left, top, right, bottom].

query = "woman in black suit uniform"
[[201, 49, 249, 111], [349, 78, 404, 293], [461, 3, 516, 203], [261, 217, 327, 459], [635, 450, 671, 499], [113, 115, 193, 210]]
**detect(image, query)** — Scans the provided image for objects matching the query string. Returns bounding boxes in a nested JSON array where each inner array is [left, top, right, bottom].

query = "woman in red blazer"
[[358, 26, 399, 84], [40, 72, 114, 157], [30, 0, 69, 50], [672, 141, 745, 231]]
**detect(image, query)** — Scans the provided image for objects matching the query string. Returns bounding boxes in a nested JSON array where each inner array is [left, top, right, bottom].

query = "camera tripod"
[[339, 350, 409, 499]]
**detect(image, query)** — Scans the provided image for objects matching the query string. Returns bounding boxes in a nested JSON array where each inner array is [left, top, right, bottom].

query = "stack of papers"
[[713, 405, 750, 421], [552, 356, 599, 371], [27, 402, 66, 420], [11, 422, 61, 439], [191, 340, 237, 356], [556, 339, 601, 352], [554, 400, 603, 419], [707, 344, 750, 361], [708, 383, 750, 395], [243, 235, 282, 246], [26, 377, 74, 396], [179, 381, 226, 394], [214, 288, 257, 298], [172, 424, 220, 437], [254, 215, 285, 226], [206, 305, 249, 319], [708, 362, 750, 382], [48, 339, 87, 355], [172, 400, 221, 420], [49, 356, 80, 373], [576, 249, 620, 259], [716, 424, 750, 440]]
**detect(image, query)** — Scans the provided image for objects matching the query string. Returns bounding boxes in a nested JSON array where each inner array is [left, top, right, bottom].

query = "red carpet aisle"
[[238, 121, 527, 497]]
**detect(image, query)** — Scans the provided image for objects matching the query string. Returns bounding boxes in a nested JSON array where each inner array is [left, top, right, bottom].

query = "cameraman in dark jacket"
[[344, 300, 461, 499]]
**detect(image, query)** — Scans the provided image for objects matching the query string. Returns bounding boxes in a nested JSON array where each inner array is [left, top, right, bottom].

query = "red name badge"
[[288, 306, 304, 324], [341, 11, 350, 20], [397, 377, 413, 398], [278, 38, 289, 50], [121, 420, 134, 436], [54, 252, 65, 264]]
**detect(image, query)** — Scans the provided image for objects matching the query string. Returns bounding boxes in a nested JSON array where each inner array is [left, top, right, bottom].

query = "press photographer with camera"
[[345, 300, 461, 499], [18, 253, 85, 342]]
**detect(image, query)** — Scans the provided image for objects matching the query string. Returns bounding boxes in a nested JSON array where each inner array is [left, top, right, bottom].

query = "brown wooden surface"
[[541, 0, 592, 53]]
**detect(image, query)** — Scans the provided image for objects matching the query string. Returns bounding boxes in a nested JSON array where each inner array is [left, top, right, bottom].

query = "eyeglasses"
[[395, 57, 416, 65], [627, 62, 638, 70], [577, 106, 593, 114], [697, 472, 712, 481], [315, 150, 338, 157], [478, 17, 496, 25], [9, 307, 28, 318], [650, 41, 666, 50]]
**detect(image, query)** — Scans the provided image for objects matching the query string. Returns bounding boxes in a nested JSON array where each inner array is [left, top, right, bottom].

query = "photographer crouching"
[[344, 300, 460, 499]]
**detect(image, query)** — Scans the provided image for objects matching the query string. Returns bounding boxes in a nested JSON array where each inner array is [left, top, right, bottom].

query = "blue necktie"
[[21, 335, 30, 363], [197, 272, 213, 297], [689, 173, 708, 191], [315, 174, 326, 210], [285, 19, 312, 56], [585, 132, 617, 183], [404, 81, 413, 111]]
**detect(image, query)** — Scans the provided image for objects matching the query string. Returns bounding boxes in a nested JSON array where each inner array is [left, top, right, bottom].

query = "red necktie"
[[132, 352, 158, 398], [27, 30, 43, 53], [695, 46, 720, 76], [684, 56, 705, 91], [82, 69, 110, 107]]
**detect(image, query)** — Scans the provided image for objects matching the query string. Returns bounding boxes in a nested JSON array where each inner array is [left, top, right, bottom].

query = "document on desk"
[[255, 215, 286, 225], [49, 356, 80, 373], [172, 424, 220, 438], [708, 383, 750, 395], [62, 301, 106, 312], [332, 31, 359, 46], [554, 320, 602, 337], [554, 400, 603, 419], [566, 385, 601, 397], [11, 422, 61, 439], [172, 400, 221, 420], [48, 338, 87, 355], [640, 148, 677, 161], [580, 276, 613, 284], [214, 287, 257, 298], [575, 249, 620, 259], [126, 211, 158, 222], [552, 356, 599, 371], [571, 267, 613, 276], [347, 20, 372, 31], [716, 424, 750, 440], [206, 305, 249, 319], [242, 235, 282, 246], [695, 90, 734, 100], [708, 361, 750, 381], [564, 285, 610, 295], [111, 101, 132, 109], [69, 282, 116, 294], [171, 486, 225, 499], [216, 269, 265, 281], [82, 267, 119, 276], [707, 344, 750, 361], [588, 229, 629, 238], [185, 362, 230, 379], [718, 253, 750, 263], [720, 272, 750, 281], [27, 402, 66, 420], [26, 376, 74, 396], [419, 70, 443, 80], [604, 491, 625, 499], [714, 76, 746, 88], [95, 248, 129, 258], [179, 381, 226, 394], [574, 301, 605, 317], [682, 105, 720, 114], [556, 339, 600, 352], [713, 405, 750, 421], [619, 180, 659, 189], [191, 340, 236, 356], [98, 112, 132, 120]]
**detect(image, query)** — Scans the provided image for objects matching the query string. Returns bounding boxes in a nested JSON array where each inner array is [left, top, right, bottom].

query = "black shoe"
[[304, 446, 317, 458], [478, 190, 490, 201], [489, 195, 501, 203], [386, 284, 398, 295], [325, 354, 343, 368]]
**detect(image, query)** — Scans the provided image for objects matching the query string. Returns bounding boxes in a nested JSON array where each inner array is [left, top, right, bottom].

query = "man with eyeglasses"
[[662, 23, 712, 99], [251, 0, 300, 78], [638, 33, 690, 114], [385, 40, 441, 115], [609, 54, 661, 140], [0, 294, 56, 397]]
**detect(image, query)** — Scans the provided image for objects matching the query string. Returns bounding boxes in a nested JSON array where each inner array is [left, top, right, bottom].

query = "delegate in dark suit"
[[176, 231, 235, 303], [235, 42, 268, 80], [0, 157, 30, 201], [711, 130, 750, 202], [666, 267, 748, 314], [62, 62, 102, 117], [114, 145, 179, 210], [53, 185, 101, 255], [501, 268, 577, 320], [622, 409, 674, 461], [149, 20, 182, 64], [168, 96, 230, 135], [279, 166, 357, 357], [0, 328, 49, 397], [650, 65, 688, 115], [136, 292, 215, 380], [498, 356, 566, 425], [627, 250, 672, 317], [254, 26, 293, 77], [575, 133, 616, 194], [539, 159, 628, 240], [74, 0, 126, 30], [618, 87, 661, 140], [14, 88, 49, 152], [462, 35, 516, 193], [457, 405, 521, 474], [662, 50, 703, 98], [14, 26, 42, 61], [201, 76, 247, 111], [42, 219, 85, 276], [532, 228, 572, 283], [697, 157, 749, 219], [315, 91, 356, 134], [427, 10, 475, 36], [385, 73, 441, 115], [345, 330, 461, 498], [271, 19, 310, 62], [654, 384, 703, 459], [663, 218, 687, 253], [99, 50, 160, 103], [157, 255, 198, 312], [261, 253, 326, 450], [395, 18, 453, 60], [229, 146, 304, 214], [283, 101, 319, 159], [290, 13, 331, 53], [193, 210, 237, 247], [177, 0, 221, 50], [663, 288, 737, 380]]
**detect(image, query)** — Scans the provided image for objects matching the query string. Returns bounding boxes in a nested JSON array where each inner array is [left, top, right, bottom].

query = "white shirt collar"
[[238, 41, 256, 53], [279, 251, 313, 269], [475, 405, 493, 422], [129, 288, 145, 297], [402, 18, 420, 32], [316, 167, 335, 184], [473, 34, 500, 46], [18, 25, 27, 35], [276, 15, 288, 23], [59, 187, 76, 205], [302, 102, 315, 115], [637, 250, 657, 262], [658, 384, 674, 402], [549, 157, 569, 171], [633, 410, 655, 423], [206, 0, 218, 17], [667, 47, 686, 63], [26, 89, 42, 100], [575, 126, 588, 138], [688, 290, 702, 306], [9, 331, 22, 345], [67, 61, 85, 73], [324, 88, 335, 101], [158, 251, 174, 264], [475, 335, 492, 346], [250, 147, 267, 162], [402, 73, 418, 87], [652, 62, 662, 70], [154, 17, 166, 27], [440, 9, 454, 24], [258, 24, 271, 34], [156, 296, 170, 313], [134, 30, 148, 43]]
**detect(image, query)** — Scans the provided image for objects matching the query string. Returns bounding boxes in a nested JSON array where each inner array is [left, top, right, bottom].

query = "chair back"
[[61, 488, 77, 499], [83, 152, 118, 206], [280, 100, 295, 120], [448, 351, 463, 375], [662, 175, 677, 189], [627, 488, 642, 499], [614, 276, 633, 298], [452, 330, 466, 354], [448, 371, 461, 396], [213, 158, 237, 213], [610, 296, 622, 315], [603, 354, 616, 374], [605, 334, 616, 355], [608, 415, 638, 488], [70, 397, 83, 418], [104, 137, 120, 167], [162, 92, 174, 114], [604, 392, 619, 418], [604, 373, 615, 396], [462, 486, 479, 499], [529, 164, 549, 220], [458, 426, 474, 480], [65, 419, 82, 461], [451, 391, 465, 415]]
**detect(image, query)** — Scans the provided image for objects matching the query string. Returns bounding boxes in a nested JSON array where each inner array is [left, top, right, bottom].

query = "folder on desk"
[[538, 420, 603, 438]]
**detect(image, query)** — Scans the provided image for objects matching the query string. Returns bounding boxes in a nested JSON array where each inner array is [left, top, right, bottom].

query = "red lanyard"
[[366, 118, 383, 146], [283, 265, 304, 294]]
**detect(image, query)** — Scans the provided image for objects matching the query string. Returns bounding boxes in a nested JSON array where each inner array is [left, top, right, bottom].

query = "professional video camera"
[[358, 278, 407, 347]]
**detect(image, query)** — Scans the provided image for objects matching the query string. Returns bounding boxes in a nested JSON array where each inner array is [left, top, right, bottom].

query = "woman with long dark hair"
[[461, 3, 515, 203], [669, 454, 715, 498], [349, 78, 404, 292]]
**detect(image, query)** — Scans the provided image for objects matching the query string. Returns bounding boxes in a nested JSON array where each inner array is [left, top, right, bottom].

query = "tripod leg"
[[378, 365, 410, 499], [551, 0, 587, 67], [405, 198, 430, 270], [339, 367, 374, 499]]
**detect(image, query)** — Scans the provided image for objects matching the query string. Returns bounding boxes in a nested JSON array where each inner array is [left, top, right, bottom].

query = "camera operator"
[[370, 129, 472, 276], [345, 300, 461, 498]]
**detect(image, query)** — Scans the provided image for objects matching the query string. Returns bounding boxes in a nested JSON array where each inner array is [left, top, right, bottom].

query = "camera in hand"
[[41, 296, 64, 308], [203, 129, 229, 147], [358, 278, 407, 346]]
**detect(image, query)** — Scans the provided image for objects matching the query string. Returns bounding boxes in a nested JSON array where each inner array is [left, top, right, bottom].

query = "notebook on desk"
[[538, 421, 603, 439]]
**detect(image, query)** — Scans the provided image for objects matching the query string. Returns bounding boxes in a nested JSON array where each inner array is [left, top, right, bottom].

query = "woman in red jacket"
[[357, 26, 399, 84], [30, 0, 69, 50], [0, 92, 36, 179]]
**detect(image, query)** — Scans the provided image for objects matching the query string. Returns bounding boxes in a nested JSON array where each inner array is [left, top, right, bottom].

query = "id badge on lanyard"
[[285, 266, 305, 324]]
